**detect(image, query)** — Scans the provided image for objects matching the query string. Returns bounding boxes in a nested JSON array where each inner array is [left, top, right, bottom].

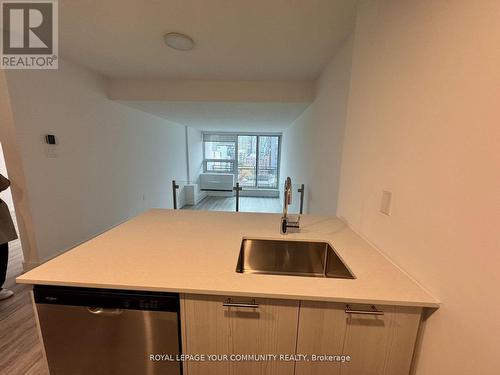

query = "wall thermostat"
[[45, 134, 56, 145]]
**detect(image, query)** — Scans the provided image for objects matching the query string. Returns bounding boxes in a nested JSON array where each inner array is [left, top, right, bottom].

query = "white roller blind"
[[202, 134, 237, 143]]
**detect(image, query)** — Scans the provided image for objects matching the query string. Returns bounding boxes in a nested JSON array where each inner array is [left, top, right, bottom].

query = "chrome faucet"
[[280, 177, 300, 234]]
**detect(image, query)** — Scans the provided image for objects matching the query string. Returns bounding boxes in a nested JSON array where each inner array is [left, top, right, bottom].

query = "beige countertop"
[[17, 209, 439, 308]]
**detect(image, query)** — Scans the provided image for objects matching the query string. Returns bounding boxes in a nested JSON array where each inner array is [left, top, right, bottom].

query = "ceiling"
[[59, 0, 357, 81], [120, 101, 310, 132]]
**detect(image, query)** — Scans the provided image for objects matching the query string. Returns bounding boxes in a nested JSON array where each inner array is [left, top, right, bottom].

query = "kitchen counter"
[[17, 209, 439, 308]]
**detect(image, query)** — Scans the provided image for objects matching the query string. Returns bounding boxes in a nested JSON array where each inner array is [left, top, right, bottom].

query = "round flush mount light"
[[163, 32, 195, 51]]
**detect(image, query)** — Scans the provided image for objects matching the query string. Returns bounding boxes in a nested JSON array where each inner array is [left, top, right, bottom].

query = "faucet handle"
[[285, 177, 293, 204]]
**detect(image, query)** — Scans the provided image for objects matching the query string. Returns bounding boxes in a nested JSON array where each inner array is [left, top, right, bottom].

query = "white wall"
[[281, 35, 353, 214], [187, 127, 203, 184], [5, 60, 188, 263], [0, 143, 14, 210], [109, 79, 315, 103], [338, 1, 500, 374]]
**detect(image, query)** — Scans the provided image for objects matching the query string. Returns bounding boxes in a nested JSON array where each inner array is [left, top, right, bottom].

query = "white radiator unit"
[[200, 173, 234, 197]]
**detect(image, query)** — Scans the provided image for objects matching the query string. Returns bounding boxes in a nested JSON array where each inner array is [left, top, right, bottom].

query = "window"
[[237, 135, 257, 187], [203, 133, 281, 189], [205, 161, 233, 173], [204, 139, 235, 160], [203, 134, 236, 173]]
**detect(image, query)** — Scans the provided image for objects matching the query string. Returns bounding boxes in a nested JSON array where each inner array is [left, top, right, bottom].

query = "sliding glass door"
[[237, 135, 280, 189], [237, 135, 257, 187], [257, 136, 279, 188]]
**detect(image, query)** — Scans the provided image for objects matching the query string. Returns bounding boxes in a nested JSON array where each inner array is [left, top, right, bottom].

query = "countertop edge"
[[16, 277, 440, 309]]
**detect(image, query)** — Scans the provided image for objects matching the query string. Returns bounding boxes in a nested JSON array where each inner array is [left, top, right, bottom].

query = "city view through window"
[[203, 134, 280, 189]]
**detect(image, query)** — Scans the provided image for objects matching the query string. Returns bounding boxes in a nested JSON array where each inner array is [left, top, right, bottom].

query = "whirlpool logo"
[[1, 0, 58, 69]]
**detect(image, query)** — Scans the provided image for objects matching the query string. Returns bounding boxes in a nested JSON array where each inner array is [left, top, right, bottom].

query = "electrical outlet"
[[380, 191, 392, 216]]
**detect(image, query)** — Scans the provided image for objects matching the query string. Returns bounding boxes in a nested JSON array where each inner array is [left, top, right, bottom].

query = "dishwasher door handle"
[[87, 307, 123, 316]]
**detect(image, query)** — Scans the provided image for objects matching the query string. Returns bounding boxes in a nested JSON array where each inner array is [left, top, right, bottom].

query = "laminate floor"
[[182, 196, 282, 213], [0, 212, 48, 375]]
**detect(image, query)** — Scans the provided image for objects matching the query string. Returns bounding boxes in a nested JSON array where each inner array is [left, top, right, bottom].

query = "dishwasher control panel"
[[34, 285, 179, 312]]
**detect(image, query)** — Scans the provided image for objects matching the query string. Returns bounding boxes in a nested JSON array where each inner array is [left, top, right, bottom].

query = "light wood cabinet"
[[295, 301, 346, 375], [182, 294, 423, 375], [296, 301, 422, 375], [182, 294, 299, 375]]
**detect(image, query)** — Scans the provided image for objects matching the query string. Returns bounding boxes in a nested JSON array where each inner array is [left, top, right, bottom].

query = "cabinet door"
[[182, 294, 299, 375], [295, 301, 346, 375], [341, 304, 422, 375], [296, 301, 422, 375]]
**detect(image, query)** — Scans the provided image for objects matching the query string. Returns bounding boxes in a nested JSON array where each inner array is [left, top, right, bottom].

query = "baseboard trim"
[[195, 190, 207, 205], [240, 189, 280, 198]]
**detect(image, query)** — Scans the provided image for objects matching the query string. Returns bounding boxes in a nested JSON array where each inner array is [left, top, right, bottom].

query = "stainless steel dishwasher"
[[34, 286, 182, 375]]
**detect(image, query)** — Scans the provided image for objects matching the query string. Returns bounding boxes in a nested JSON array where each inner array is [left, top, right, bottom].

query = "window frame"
[[203, 159, 235, 173], [202, 132, 281, 189]]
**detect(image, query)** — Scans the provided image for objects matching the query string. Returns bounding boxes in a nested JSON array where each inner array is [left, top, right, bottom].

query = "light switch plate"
[[44, 144, 57, 158], [380, 190, 392, 216]]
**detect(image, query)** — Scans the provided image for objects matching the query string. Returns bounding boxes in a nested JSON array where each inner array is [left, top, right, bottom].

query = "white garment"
[[0, 174, 17, 244]]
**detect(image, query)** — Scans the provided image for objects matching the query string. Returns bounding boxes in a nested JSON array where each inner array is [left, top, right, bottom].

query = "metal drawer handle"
[[223, 298, 259, 309], [345, 305, 384, 316], [87, 307, 123, 316]]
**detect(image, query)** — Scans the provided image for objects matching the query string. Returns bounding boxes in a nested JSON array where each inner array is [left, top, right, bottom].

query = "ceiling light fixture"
[[163, 32, 195, 51]]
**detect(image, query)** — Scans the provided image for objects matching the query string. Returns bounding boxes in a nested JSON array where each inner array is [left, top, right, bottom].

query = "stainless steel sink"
[[236, 239, 354, 279]]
